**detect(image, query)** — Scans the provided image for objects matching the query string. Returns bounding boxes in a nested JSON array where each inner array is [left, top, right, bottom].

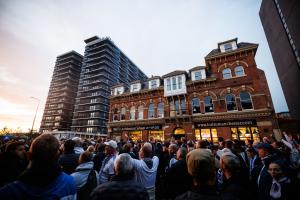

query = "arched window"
[[181, 99, 186, 114], [240, 92, 253, 109], [157, 103, 164, 118], [138, 105, 144, 119], [113, 108, 119, 121], [130, 106, 135, 120], [148, 103, 155, 118], [170, 101, 175, 117], [235, 66, 245, 76], [192, 98, 200, 114], [120, 107, 126, 120], [204, 96, 214, 113], [225, 94, 237, 111], [222, 68, 232, 79]]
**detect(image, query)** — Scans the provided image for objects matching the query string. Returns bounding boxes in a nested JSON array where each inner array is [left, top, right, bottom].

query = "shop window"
[[157, 103, 164, 118], [195, 128, 218, 143], [129, 131, 142, 142], [204, 96, 214, 113], [120, 107, 126, 120], [174, 128, 185, 136], [138, 105, 144, 119], [235, 66, 245, 76], [222, 68, 232, 79], [231, 126, 259, 142], [240, 92, 253, 109], [148, 103, 155, 118], [113, 108, 119, 121], [130, 106, 135, 120], [225, 94, 237, 111], [192, 98, 201, 114], [149, 130, 164, 141]]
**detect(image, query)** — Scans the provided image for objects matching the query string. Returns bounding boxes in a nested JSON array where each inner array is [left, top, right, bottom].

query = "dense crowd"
[[0, 132, 299, 200]]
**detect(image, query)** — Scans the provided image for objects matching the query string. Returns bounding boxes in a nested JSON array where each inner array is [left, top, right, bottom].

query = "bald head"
[[140, 142, 153, 158]]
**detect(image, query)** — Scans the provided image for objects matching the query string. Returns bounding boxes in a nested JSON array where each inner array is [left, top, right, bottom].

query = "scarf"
[[270, 177, 289, 199]]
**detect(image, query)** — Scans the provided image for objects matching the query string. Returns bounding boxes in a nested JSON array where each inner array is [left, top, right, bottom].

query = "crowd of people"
[[0, 132, 299, 200]]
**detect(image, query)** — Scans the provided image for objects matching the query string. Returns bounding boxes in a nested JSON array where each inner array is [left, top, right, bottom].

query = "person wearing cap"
[[175, 149, 220, 200], [255, 142, 278, 200], [99, 140, 118, 184], [72, 137, 84, 154]]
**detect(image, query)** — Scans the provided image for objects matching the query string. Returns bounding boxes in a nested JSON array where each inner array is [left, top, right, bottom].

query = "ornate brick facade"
[[108, 39, 276, 142]]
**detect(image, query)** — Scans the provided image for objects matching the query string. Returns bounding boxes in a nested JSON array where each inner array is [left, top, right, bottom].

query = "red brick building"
[[107, 38, 276, 142]]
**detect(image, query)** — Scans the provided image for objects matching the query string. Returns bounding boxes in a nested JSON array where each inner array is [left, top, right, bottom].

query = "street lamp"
[[30, 97, 40, 134]]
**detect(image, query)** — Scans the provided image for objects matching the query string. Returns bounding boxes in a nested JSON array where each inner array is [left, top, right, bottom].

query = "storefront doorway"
[[173, 128, 185, 140], [195, 128, 218, 142], [148, 130, 164, 141]]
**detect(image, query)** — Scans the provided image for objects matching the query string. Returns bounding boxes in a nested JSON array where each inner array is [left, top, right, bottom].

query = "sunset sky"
[[0, 0, 288, 132]]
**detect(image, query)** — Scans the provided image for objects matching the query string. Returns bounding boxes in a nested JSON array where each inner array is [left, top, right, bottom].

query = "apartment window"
[[90, 105, 96, 110], [192, 98, 201, 114], [195, 71, 202, 80], [55, 116, 61, 120], [235, 66, 245, 77], [132, 84, 138, 92], [170, 101, 176, 117], [178, 76, 182, 89], [87, 127, 93, 133], [204, 96, 214, 113], [151, 80, 157, 89], [113, 108, 119, 121], [167, 78, 171, 91], [54, 122, 60, 127], [240, 92, 253, 109], [91, 98, 97, 103], [175, 100, 180, 115], [83, 87, 88, 91], [157, 103, 164, 118], [224, 43, 232, 51], [130, 106, 135, 120], [148, 104, 155, 118], [138, 106, 143, 119], [120, 108, 126, 120], [88, 120, 94, 125], [180, 99, 186, 114], [172, 77, 177, 90], [222, 68, 232, 79], [225, 94, 237, 111], [90, 112, 95, 117]]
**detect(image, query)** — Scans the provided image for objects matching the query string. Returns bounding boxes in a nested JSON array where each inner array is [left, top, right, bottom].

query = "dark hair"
[[5, 141, 24, 153], [123, 143, 132, 153], [63, 139, 75, 154], [29, 134, 59, 164], [79, 151, 93, 164]]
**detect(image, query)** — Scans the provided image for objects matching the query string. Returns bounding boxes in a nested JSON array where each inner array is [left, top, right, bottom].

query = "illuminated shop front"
[[231, 126, 260, 142], [195, 120, 259, 142], [148, 130, 164, 141], [195, 128, 218, 142], [173, 128, 186, 140], [128, 131, 142, 141]]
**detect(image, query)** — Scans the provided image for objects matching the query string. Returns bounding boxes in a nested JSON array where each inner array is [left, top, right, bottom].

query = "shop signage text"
[[196, 120, 256, 128], [113, 125, 162, 132]]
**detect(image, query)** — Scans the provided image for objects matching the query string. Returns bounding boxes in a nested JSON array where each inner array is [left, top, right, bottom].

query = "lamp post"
[[30, 97, 40, 134]]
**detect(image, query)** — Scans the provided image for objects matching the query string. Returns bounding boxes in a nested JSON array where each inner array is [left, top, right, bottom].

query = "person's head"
[[255, 142, 274, 158], [246, 147, 257, 158], [268, 160, 286, 180], [29, 134, 60, 164], [220, 152, 240, 178], [224, 140, 233, 150], [122, 143, 132, 153], [263, 136, 271, 144], [186, 149, 216, 186], [5, 141, 26, 158], [72, 137, 82, 147], [79, 151, 93, 164], [104, 140, 117, 155], [168, 144, 178, 155], [114, 153, 134, 177], [139, 142, 152, 159], [176, 147, 188, 160], [87, 145, 95, 153], [63, 139, 76, 154], [196, 140, 209, 149]]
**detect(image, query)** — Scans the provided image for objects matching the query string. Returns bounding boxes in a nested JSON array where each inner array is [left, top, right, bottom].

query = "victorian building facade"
[[107, 38, 276, 142]]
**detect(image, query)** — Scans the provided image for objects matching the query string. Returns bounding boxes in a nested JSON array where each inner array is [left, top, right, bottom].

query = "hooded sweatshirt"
[[71, 161, 99, 189]]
